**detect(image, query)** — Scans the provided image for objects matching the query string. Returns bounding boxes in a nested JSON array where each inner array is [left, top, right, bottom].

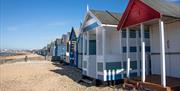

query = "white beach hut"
[[81, 9, 148, 82]]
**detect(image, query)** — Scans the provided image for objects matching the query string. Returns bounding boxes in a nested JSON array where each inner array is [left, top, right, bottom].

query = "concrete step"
[[81, 78, 93, 84], [79, 75, 95, 85]]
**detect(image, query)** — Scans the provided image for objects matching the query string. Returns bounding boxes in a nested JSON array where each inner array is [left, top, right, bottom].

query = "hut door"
[[165, 22, 180, 77]]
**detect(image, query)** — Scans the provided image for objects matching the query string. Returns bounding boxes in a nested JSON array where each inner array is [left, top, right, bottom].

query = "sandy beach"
[[0, 58, 124, 91]]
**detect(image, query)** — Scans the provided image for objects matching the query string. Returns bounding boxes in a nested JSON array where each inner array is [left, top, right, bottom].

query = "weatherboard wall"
[[150, 20, 180, 78]]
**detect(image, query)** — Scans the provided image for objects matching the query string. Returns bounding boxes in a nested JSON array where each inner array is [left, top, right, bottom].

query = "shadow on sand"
[[50, 62, 125, 89], [50, 62, 92, 87]]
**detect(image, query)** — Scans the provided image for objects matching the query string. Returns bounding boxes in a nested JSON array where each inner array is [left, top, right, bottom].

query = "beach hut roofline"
[[117, 0, 180, 30]]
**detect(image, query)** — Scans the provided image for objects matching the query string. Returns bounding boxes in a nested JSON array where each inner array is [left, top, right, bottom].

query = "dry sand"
[[0, 60, 124, 91]]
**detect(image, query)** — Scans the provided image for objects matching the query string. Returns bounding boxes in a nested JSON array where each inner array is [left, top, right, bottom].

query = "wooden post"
[[159, 19, 166, 87], [141, 23, 146, 82], [119, 30, 124, 78], [102, 28, 106, 82]]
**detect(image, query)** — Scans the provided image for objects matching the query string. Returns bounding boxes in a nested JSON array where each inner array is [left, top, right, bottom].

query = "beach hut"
[[68, 27, 79, 66], [46, 42, 55, 61], [53, 38, 62, 61], [60, 34, 68, 62], [42, 47, 47, 56], [50, 41, 56, 61], [117, 0, 180, 89], [80, 8, 145, 83], [46, 44, 51, 61]]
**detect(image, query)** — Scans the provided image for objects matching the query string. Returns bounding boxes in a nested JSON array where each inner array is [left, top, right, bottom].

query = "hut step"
[[81, 78, 93, 84]]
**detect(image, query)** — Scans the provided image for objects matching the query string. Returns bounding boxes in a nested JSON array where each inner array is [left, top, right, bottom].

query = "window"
[[145, 32, 150, 38], [122, 29, 126, 38], [89, 40, 96, 55], [130, 47, 137, 52], [145, 30, 150, 38], [130, 30, 136, 38], [106, 62, 122, 70], [123, 61, 127, 69], [139, 46, 151, 52], [85, 39, 87, 55], [123, 61, 137, 70], [123, 47, 126, 53], [130, 61, 137, 70], [139, 30, 150, 38], [145, 46, 151, 52], [66, 42, 69, 52], [123, 47, 137, 53]]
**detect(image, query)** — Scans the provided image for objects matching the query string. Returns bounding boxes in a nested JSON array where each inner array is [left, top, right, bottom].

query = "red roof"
[[117, 0, 161, 30]]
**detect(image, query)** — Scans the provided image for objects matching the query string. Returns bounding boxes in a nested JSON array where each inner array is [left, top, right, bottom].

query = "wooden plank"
[[140, 82, 171, 91]]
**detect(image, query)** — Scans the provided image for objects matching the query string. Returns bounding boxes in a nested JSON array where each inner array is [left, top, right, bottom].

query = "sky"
[[0, 0, 179, 50], [0, 0, 129, 50]]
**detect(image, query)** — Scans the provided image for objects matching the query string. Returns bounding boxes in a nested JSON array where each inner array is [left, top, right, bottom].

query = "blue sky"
[[0, 0, 128, 50], [0, 0, 179, 50]]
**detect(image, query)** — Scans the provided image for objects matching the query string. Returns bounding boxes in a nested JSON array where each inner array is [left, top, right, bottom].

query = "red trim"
[[117, 0, 135, 30], [117, 0, 161, 30]]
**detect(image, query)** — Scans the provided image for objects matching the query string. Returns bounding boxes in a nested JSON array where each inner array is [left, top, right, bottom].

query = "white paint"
[[150, 21, 180, 78], [104, 70, 107, 81], [112, 70, 115, 80], [127, 58, 130, 78], [88, 55, 96, 78], [141, 23, 146, 82], [116, 69, 124, 74], [126, 27, 130, 78], [101, 24, 117, 27], [83, 18, 97, 28], [159, 19, 166, 87], [108, 70, 111, 81]]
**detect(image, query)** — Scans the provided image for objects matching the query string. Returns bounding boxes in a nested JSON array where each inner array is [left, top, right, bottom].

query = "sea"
[[0, 52, 17, 57]]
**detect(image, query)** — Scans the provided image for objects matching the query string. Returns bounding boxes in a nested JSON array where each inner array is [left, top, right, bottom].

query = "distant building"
[[67, 27, 79, 66]]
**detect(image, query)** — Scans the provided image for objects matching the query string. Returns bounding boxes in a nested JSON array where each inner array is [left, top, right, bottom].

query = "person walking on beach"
[[25, 56, 28, 62]]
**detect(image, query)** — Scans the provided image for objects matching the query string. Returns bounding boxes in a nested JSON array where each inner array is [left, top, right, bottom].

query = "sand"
[[0, 60, 124, 91]]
